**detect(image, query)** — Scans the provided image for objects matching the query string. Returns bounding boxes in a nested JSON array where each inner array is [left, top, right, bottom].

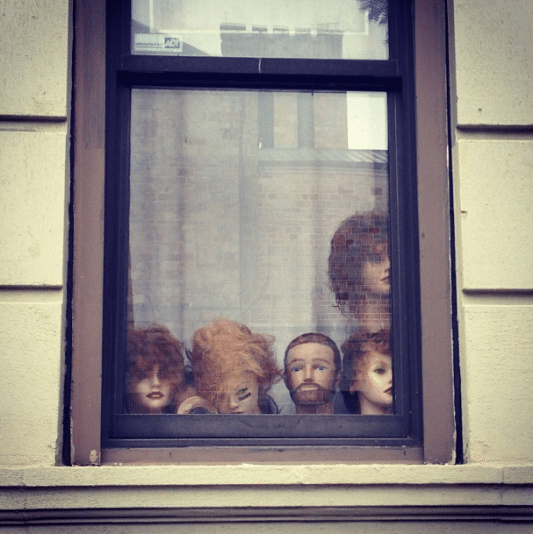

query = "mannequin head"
[[328, 212, 390, 329], [361, 241, 390, 295], [340, 329, 393, 415], [126, 325, 185, 414], [190, 318, 280, 414], [284, 333, 341, 414]]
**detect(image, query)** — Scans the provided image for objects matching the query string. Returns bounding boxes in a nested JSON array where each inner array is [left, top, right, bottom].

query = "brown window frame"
[[70, 0, 454, 465]]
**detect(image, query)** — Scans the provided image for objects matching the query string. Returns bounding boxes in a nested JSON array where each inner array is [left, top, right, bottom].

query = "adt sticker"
[[134, 33, 183, 53]]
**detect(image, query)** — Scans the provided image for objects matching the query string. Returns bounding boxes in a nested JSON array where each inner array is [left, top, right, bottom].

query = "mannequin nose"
[[303, 366, 313, 381], [150, 368, 161, 387]]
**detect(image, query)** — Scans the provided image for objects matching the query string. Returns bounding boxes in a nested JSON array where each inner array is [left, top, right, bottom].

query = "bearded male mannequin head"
[[284, 333, 341, 414]]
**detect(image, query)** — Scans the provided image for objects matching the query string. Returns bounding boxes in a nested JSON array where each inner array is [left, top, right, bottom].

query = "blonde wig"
[[190, 318, 280, 409]]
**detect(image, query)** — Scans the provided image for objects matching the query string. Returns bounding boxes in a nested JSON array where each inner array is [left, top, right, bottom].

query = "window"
[[71, 0, 453, 464]]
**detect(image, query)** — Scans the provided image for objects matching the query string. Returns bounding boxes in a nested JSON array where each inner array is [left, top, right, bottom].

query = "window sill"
[[2, 464, 532, 524], [2, 463, 533, 487]]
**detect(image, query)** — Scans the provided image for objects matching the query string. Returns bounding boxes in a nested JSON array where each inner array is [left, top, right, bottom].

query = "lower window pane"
[[126, 87, 393, 424]]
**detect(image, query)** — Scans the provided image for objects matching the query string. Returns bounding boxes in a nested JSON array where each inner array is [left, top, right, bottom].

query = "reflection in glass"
[[128, 87, 391, 414], [132, 0, 388, 59]]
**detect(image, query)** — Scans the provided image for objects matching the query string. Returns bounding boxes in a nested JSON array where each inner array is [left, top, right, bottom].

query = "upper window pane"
[[131, 0, 388, 59]]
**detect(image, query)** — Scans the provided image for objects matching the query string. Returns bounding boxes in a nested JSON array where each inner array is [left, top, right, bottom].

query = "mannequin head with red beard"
[[284, 333, 341, 414]]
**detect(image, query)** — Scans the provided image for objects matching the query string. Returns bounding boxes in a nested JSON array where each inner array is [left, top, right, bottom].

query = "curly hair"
[[190, 318, 280, 409], [339, 329, 391, 413], [328, 212, 389, 316], [126, 325, 186, 403]]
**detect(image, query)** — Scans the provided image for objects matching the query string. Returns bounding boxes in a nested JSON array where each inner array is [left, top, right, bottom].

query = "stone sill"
[[1, 464, 533, 513], [2, 463, 533, 487]]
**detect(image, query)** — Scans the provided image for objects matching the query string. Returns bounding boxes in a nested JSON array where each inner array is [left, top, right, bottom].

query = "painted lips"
[[384, 387, 393, 395], [147, 392, 164, 399]]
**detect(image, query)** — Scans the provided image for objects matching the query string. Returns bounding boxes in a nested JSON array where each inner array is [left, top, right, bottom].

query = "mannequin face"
[[131, 364, 174, 414], [286, 343, 338, 408], [350, 350, 393, 415], [215, 371, 261, 414], [362, 246, 390, 296]]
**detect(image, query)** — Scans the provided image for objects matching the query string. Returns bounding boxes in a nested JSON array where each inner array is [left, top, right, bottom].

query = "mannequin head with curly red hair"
[[190, 318, 280, 414], [126, 325, 186, 414], [328, 212, 390, 331], [340, 329, 393, 415]]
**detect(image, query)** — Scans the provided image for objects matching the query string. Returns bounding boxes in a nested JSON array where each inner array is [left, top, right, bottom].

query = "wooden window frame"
[[70, 0, 453, 465]]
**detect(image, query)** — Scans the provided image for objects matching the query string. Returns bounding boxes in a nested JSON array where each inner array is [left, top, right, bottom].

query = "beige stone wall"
[[450, 0, 533, 463], [0, 0, 70, 466]]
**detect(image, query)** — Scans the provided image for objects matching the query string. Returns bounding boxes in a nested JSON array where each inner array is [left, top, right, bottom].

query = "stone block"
[[454, 0, 533, 126], [0, 130, 67, 286], [0, 0, 69, 118], [457, 139, 533, 290]]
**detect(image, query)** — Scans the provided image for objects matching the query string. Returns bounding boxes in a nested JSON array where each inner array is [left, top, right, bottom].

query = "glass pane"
[[132, 0, 388, 59], [126, 88, 392, 418]]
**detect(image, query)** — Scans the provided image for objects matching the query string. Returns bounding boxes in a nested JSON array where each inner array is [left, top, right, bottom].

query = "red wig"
[[126, 325, 186, 410], [190, 318, 280, 408], [328, 212, 389, 316]]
